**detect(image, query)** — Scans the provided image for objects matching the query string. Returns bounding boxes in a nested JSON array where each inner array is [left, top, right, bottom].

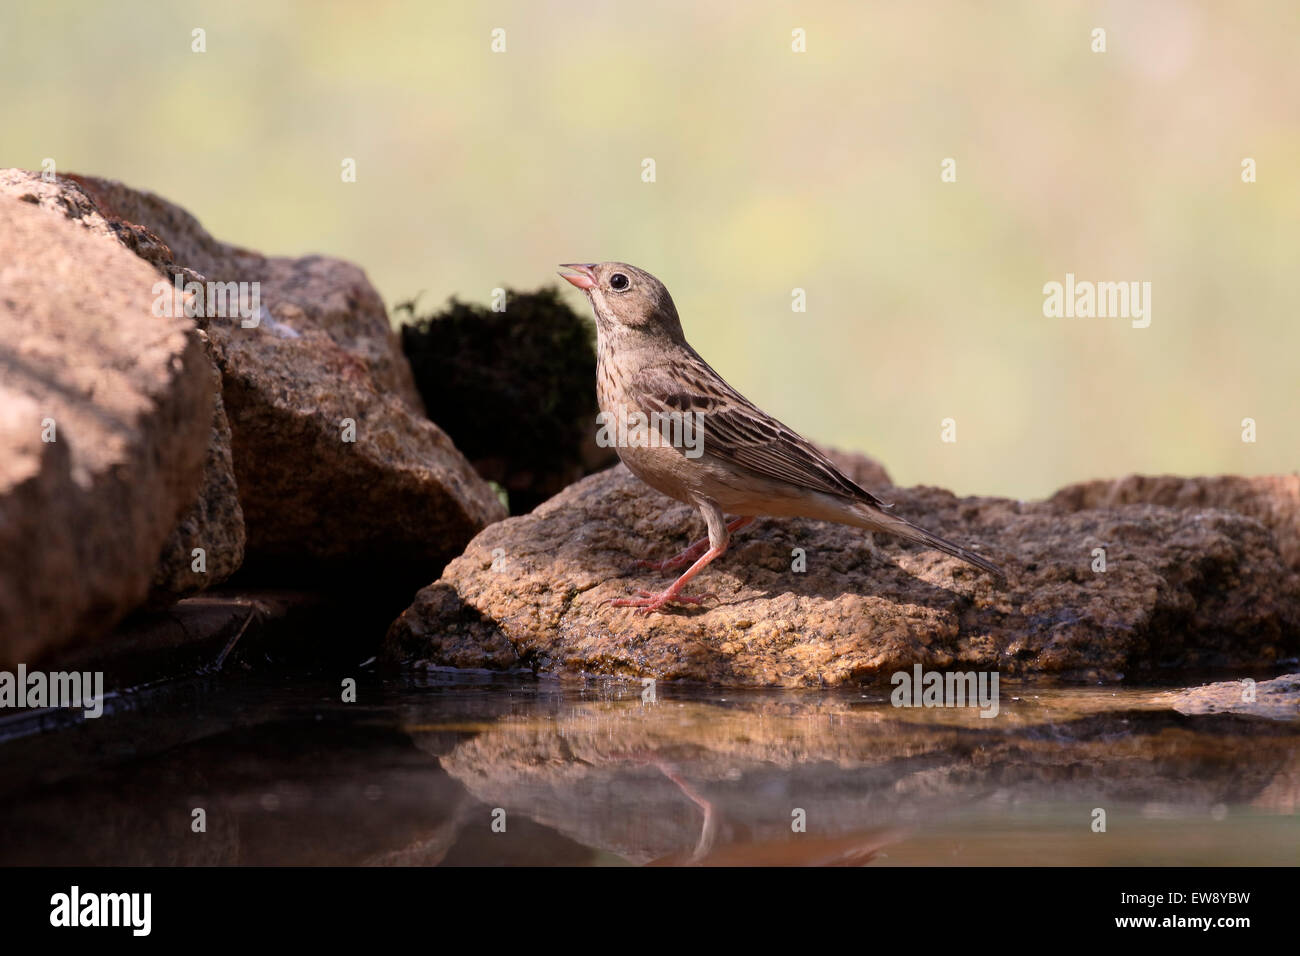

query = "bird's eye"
[[609, 273, 630, 291]]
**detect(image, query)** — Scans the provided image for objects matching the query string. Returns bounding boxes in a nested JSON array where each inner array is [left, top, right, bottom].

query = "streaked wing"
[[628, 348, 888, 507]]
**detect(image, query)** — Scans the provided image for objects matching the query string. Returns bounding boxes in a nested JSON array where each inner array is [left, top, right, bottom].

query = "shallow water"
[[0, 669, 1295, 866]]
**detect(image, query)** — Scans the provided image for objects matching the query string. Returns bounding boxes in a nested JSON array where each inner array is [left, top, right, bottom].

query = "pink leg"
[[655, 761, 718, 863], [634, 517, 753, 572], [612, 541, 729, 614]]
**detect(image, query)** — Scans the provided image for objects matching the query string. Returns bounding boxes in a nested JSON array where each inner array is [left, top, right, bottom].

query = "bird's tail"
[[854, 504, 1006, 582]]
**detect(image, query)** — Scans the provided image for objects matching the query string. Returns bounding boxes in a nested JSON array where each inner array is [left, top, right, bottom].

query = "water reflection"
[[0, 672, 1294, 865]]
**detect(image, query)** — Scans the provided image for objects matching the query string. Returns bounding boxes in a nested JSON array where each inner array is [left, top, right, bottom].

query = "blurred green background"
[[2, 0, 1296, 499]]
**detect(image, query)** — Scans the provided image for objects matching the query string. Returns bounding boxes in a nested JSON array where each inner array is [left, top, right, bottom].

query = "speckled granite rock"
[[0, 168, 177, 274], [1, 169, 504, 584], [65, 172, 427, 415], [0, 195, 212, 663], [65, 172, 504, 573], [0, 171, 248, 601], [387, 465, 1300, 686]]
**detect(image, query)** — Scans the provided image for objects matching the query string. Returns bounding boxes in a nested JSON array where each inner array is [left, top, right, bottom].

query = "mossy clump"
[[397, 287, 614, 513]]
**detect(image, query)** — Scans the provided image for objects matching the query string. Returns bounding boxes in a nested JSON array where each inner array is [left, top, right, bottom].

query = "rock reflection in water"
[[420, 685, 1299, 866], [0, 674, 1294, 865]]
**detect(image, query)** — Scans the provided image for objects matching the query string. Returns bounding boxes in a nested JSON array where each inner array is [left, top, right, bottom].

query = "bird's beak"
[[558, 263, 597, 291]]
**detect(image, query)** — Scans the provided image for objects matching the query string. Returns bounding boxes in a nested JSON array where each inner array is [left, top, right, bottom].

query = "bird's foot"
[[630, 518, 753, 574], [609, 587, 717, 615]]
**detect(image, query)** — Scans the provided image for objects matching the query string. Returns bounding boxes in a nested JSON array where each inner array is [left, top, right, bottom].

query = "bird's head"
[[558, 262, 684, 341]]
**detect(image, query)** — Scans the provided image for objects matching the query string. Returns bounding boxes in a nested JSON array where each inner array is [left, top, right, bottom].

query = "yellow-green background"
[[3, 1, 1296, 498]]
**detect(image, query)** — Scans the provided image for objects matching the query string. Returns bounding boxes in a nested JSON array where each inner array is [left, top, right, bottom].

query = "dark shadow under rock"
[[397, 288, 617, 514]]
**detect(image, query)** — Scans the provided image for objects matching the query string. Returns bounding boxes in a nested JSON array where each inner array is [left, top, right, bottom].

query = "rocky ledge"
[[0, 169, 504, 663], [387, 466, 1300, 686]]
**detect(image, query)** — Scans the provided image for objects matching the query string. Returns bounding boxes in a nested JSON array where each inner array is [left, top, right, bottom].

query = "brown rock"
[[0, 168, 176, 275], [0, 169, 504, 593], [0, 195, 212, 663], [148, 341, 246, 600], [1163, 673, 1300, 721], [63, 172, 503, 577], [65, 172, 427, 414], [0, 170, 247, 601], [1048, 474, 1300, 572], [387, 465, 1300, 686]]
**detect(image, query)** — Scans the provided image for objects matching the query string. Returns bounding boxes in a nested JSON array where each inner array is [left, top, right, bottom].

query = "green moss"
[[397, 287, 610, 513]]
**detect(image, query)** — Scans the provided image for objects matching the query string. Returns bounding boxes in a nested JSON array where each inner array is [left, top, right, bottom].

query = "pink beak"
[[558, 263, 597, 291]]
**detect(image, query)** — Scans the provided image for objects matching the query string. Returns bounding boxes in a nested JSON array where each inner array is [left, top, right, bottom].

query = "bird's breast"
[[594, 349, 696, 504], [595, 350, 619, 417]]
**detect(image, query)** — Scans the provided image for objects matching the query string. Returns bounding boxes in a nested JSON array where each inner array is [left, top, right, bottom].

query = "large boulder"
[[0, 195, 213, 663], [64, 173, 427, 413], [0, 169, 247, 604], [62, 172, 505, 582], [387, 465, 1300, 686], [0, 169, 505, 612]]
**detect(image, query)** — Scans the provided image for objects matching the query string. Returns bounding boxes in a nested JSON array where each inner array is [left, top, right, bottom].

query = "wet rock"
[[1164, 673, 1300, 721], [387, 465, 1300, 686], [25, 588, 382, 692], [0, 195, 212, 663], [398, 288, 617, 514]]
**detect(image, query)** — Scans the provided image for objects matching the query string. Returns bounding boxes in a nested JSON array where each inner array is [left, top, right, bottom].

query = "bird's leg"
[[634, 516, 753, 572], [613, 500, 731, 614], [614, 547, 724, 613], [654, 761, 718, 863]]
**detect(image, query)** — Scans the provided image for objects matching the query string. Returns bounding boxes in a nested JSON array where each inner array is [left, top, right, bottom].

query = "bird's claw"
[[610, 588, 717, 615]]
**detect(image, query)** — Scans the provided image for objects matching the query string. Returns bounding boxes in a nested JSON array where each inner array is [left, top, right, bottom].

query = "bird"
[[558, 262, 1004, 614]]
